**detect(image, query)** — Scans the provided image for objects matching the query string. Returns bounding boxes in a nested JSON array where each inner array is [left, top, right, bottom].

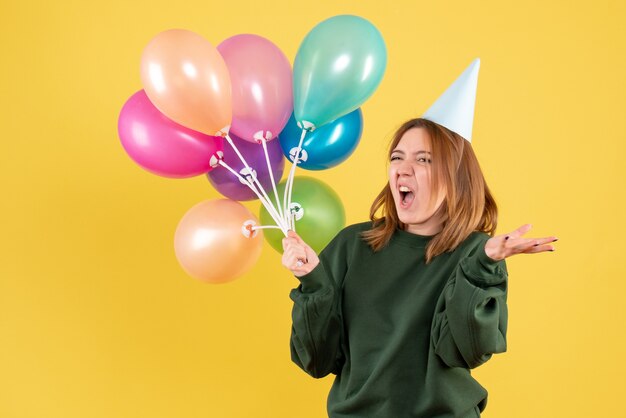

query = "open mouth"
[[399, 186, 415, 208]]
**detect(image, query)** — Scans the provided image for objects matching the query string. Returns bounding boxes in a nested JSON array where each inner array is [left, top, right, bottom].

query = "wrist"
[[484, 245, 503, 262]]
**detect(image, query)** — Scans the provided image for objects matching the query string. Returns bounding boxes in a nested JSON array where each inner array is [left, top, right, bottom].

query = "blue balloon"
[[278, 109, 363, 170]]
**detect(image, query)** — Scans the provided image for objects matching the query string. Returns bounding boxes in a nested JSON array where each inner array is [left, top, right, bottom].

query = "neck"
[[405, 222, 443, 236], [404, 212, 444, 236]]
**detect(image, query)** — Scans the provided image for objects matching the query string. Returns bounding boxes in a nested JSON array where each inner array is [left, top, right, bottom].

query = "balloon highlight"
[[141, 29, 232, 136], [293, 15, 386, 129], [218, 34, 293, 142], [174, 199, 263, 284], [278, 109, 363, 170], [118, 90, 224, 178]]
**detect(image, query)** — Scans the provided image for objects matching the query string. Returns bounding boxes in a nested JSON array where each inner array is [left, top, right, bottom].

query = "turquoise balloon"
[[293, 15, 386, 129]]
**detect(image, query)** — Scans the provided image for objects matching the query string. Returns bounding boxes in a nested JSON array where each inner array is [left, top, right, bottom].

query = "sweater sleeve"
[[431, 235, 509, 369], [289, 231, 347, 379]]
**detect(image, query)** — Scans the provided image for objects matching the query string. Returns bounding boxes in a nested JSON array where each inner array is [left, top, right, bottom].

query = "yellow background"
[[1, 0, 624, 416]]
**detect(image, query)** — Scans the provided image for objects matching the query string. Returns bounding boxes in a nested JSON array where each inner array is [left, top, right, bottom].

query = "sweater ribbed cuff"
[[460, 242, 508, 287], [295, 261, 331, 293]]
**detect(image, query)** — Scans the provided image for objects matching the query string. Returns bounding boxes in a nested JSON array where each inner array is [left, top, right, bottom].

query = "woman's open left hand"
[[484, 224, 558, 262]]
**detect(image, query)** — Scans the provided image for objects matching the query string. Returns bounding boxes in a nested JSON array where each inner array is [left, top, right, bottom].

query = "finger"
[[507, 235, 557, 252], [505, 237, 540, 253], [521, 243, 556, 254], [282, 237, 300, 251], [288, 230, 303, 242], [288, 249, 307, 263], [288, 230, 306, 245], [282, 240, 293, 252], [506, 223, 533, 240], [285, 247, 307, 264], [530, 236, 559, 246], [283, 255, 307, 271], [284, 258, 308, 274], [294, 258, 309, 269], [291, 254, 309, 270], [288, 230, 316, 254]]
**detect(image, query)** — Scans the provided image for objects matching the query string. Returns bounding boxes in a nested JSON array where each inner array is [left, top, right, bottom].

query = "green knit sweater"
[[289, 221, 508, 418]]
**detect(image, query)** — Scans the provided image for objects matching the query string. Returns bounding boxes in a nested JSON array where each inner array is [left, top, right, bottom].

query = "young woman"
[[282, 118, 557, 417]]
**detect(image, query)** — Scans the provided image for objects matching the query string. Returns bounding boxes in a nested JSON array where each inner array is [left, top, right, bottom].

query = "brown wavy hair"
[[361, 118, 498, 264]]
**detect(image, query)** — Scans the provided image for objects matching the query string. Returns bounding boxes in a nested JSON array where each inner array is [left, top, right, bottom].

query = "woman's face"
[[388, 127, 446, 236]]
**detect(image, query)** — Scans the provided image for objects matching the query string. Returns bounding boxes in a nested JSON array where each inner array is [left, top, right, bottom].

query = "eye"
[[417, 157, 432, 163], [390, 155, 401, 161]]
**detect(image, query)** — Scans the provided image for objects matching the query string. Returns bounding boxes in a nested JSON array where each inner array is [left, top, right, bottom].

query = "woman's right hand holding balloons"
[[282, 230, 320, 277]]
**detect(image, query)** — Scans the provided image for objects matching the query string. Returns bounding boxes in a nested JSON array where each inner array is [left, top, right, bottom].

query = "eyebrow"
[[391, 150, 431, 155]]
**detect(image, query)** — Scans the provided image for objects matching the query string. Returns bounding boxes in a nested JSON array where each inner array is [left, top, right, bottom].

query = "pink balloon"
[[218, 34, 293, 143], [118, 90, 224, 178]]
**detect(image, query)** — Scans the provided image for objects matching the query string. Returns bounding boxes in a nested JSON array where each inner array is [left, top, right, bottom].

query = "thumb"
[[287, 229, 303, 243], [288, 230, 313, 251]]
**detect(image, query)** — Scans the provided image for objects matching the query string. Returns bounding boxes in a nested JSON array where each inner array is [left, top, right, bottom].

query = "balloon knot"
[[209, 151, 225, 168], [241, 220, 258, 239]]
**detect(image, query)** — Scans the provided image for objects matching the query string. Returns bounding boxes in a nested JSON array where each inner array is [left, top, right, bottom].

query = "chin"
[[399, 215, 424, 226], [396, 208, 420, 225], [395, 204, 430, 226]]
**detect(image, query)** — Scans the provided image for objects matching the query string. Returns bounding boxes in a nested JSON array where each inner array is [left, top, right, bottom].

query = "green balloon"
[[260, 176, 345, 254], [293, 15, 387, 129]]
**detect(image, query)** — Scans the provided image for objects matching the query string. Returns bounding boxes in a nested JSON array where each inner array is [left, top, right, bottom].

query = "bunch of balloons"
[[118, 15, 387, 284]]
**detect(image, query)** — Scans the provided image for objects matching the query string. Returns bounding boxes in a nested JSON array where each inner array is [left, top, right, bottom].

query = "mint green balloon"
[[259, 176, 345, 254], [294, 15, 387, 129]]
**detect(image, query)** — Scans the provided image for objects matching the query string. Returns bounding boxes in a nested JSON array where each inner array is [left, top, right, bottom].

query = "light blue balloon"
[[293, 15, 386, 129], [278, 109, 363, 170]]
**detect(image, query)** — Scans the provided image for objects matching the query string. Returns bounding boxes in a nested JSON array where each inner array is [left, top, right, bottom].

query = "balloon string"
[[217, 159, 288, 234], [283, 129, 305, 227], [224, 134, 283, 228], [251, 225, 283, 230], [284, 128, 307, 232], [217, 158, 270, 216], [218, 159, 287, 233], [260, 138, 284, 220]]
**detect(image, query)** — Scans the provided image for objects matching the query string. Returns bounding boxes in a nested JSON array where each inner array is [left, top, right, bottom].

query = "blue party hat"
[[422, 58, 480, 142]]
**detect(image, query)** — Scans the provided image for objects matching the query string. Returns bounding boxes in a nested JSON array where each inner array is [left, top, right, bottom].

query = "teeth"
[[399, 186, 410, 192]]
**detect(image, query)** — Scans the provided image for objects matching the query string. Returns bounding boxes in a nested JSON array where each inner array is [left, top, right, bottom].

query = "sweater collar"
[[392, 227, 436, 247]]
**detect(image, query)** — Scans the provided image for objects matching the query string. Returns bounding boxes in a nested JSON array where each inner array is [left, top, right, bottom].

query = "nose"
[[397, 159, 413, 176]]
